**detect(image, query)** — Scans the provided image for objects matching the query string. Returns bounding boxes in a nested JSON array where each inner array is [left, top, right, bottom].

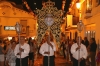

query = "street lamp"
[[77, 20, 84, 33], [76, 1, 84, 66], [76, 2, 81, 9], [15, 22, 22, 34], [15, 22, 22, 66]]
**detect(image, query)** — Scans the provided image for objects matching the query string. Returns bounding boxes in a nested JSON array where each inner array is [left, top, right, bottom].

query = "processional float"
[[35, 0, 63, 66]]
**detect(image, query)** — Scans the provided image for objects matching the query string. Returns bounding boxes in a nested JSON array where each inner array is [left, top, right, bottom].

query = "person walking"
[[6, 41, 16, 66], [71, 36, 88, 66], [89, 38, 97, 66], [28, 37, 36, 66], [60, 34, 66, 58], [14, 36, 30, 66], [84, 37, 89, 48], [39, 33, 56, 66], [0, 40, 5, 66]]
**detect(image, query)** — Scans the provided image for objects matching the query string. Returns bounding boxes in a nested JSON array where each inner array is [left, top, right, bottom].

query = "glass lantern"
[[77, 20, 84, 33], [15, 22, 22, 34]]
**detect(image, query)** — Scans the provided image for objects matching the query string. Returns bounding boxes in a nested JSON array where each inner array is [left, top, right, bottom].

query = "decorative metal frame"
[[35, 0, 63, 45]]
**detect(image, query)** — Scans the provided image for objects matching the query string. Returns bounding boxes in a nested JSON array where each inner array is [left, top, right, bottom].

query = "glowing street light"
[[76, 2, 81, 9]]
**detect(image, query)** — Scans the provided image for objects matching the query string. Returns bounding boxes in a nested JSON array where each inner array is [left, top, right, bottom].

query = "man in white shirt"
[[39, 34, 56, 66], [14, 36, 30, 66], [71, 36, 88, 66]]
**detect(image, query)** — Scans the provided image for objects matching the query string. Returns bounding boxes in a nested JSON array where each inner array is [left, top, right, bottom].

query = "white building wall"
[[0, 1, 37, 38]]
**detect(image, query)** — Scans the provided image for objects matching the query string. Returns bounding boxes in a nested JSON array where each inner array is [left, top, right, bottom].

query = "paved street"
[[34, 54, 73, 66]]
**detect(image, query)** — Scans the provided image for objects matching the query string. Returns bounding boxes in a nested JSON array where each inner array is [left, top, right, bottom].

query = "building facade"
[[0, 1, 37, 39], [65, 0, 100, 43]]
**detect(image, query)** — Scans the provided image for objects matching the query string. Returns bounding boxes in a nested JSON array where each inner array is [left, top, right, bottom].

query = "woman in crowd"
[[6, 41, 16, 66], [4, 40, 11, 66], [68, 39, 74, 63], [60, 36, 66, 58], [0, 40, 5, 66], [28, 37, 35, 66]]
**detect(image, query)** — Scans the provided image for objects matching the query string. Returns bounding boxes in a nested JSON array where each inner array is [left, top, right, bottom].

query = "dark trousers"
[[73, 58, 86, 66], [43, 56, 55, 66], [63, 49, 66, 58], [29, 52, 34, 63], [90, 52, 96, 66], [16, 56, 28, 66]]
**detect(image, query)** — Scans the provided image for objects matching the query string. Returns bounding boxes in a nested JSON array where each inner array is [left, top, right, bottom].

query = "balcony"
[[84, 10, 92, 19], [65, 15, 78, 31]]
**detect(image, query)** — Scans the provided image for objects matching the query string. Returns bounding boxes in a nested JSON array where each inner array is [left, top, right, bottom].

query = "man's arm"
[[39, 44, 45, 55], [82, 45, 88, 59], [71, 44, 76, 54]]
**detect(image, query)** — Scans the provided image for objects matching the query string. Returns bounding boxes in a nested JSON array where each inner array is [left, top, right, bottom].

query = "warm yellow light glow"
[[67, 15, 73, 27], [69, 8, 72, 12], [8, 37, 12, 41], [31, 37, 34, 40], [76, 2, 81, 9]]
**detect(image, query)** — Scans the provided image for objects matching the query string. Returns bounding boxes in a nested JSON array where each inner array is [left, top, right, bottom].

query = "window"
[[20, 20, 27, 34], [86, 0, 92, 13], [96, 0, 100, 6], [85, 31, 95, 40]]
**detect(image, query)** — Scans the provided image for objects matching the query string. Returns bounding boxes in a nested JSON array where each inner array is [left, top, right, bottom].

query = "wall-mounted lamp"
[[76, 2, 81, 9]]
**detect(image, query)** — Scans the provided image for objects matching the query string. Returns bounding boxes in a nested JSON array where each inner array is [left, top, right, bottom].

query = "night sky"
[[8, 0, 71, 14]]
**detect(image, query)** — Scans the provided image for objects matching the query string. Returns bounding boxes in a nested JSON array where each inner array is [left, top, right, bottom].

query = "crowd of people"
[[0, 36, 37, 66], [0, 33, 100, 66], [60, 34, 99, 66]]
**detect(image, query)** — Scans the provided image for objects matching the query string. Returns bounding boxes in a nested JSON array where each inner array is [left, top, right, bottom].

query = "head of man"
[[84, 37, 88, 41], [20, 36, 25, 45], [76, 36, 82, 45]]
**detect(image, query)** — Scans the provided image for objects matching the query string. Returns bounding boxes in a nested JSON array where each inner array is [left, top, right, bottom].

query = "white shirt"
[[71, 43, 88, 60], [39, 41, 56, 56], [14, 43, 30, 58]]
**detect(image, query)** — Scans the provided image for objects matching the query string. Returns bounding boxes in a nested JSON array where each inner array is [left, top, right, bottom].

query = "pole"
[[48, 29, 50, 66], [78, 5, 81, 66], [48, 40, 50, 66], [78, 32, 81, 66], [18, 33, 22, 66]]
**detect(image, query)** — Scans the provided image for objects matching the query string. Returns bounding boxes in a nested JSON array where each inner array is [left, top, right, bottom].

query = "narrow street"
[[34, 54, 73, 66]]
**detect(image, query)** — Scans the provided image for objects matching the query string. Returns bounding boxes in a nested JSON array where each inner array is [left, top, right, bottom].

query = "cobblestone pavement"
[[34, 54, 92, 66], [34, 54, 73, 66]]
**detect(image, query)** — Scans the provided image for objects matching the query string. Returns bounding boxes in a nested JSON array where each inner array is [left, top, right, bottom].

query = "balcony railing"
[[84, 10, 92, 19], [65, 16, 78, 31]]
